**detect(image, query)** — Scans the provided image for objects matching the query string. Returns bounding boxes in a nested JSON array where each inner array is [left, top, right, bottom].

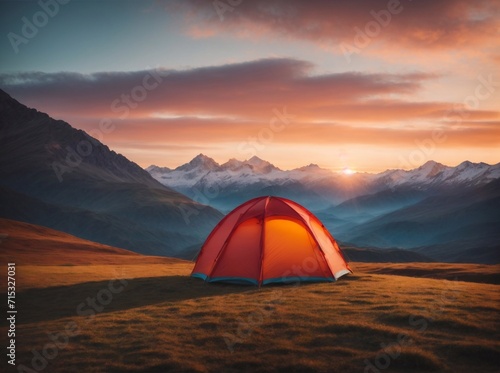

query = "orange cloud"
[[69, 117, 500, 151], [168, 0, 500, 56]]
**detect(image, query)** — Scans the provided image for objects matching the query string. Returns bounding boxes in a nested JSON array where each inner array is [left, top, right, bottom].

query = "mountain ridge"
[[0, 89, 223, 256], [148, 155, 500, 179], [147, 154, 500, 212]]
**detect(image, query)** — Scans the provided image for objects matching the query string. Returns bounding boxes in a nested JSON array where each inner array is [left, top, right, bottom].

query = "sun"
[[342, 167, 355, 175]]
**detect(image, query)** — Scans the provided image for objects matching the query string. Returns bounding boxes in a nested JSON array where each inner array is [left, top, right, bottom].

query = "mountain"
[[147, 155, 377, 211], [342, 180, 500, 264], [148, 155, 500, 212], [175, 153, 221, 172], [376, 160, 500, 189], [148, 154, 500, 263], [0, 89, 223, 257]]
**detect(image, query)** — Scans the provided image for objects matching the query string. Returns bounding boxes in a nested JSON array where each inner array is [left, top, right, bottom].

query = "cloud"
[[2, 58, 498, 164], [69, 116, 500, 150], [0, 58, 439, 122], [3, 58, 497, 126], [166, 0, 500, 56]]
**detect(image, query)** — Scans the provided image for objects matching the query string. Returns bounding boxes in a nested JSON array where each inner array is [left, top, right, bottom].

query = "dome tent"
[[191, 196, 352, 285]]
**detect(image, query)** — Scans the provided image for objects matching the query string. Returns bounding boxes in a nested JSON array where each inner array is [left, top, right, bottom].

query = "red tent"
[[192, 196, 352, 285]]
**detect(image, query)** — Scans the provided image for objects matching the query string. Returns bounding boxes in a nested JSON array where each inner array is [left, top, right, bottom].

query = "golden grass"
[[2, 266, 499, 372], [354, 262, 500, 285], [1, 219, 499, 372]]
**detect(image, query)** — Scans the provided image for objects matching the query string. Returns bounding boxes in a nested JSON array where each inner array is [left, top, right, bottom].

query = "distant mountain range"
[[0, 89, 222, 257], [148, 154, 500, 211], [148, 154, 500, 264]]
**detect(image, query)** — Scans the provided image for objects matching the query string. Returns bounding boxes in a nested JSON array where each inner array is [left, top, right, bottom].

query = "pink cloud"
[[0, 59, 439, 122]]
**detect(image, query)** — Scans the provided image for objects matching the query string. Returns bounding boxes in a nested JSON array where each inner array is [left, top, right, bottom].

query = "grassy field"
[[1, 219, 499, 372]]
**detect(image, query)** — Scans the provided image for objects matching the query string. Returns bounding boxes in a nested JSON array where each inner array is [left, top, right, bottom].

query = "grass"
[[3, 267, 499, 372], [353, 262, 500, 285], [1, 219, 499, 372]]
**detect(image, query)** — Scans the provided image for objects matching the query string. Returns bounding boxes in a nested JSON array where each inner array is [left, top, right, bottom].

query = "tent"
[[191, 196, 352, 285]]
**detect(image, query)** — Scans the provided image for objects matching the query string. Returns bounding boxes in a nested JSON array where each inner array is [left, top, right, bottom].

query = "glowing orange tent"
[[191, 196, 352, 285]]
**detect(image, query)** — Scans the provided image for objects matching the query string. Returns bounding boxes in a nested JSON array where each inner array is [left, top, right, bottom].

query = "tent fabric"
[[191, 196, 352, 285]]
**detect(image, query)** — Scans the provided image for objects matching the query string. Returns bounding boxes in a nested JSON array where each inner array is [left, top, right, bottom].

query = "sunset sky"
[[1, 0, 499, 172]]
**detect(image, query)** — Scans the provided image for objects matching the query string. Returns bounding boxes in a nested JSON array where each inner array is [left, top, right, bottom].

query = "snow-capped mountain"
[[149, 154, 278, 188], [147, 154, 287, 191], [147, 155, 500, 212], [176, 153, 220, 172], [376, 160, 500, 189], [147, 154, 365, 210]]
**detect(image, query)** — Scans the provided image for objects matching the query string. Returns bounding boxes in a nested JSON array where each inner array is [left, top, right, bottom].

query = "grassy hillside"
[[1, 220, 498, 372], [0, 218, 185, 266]]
